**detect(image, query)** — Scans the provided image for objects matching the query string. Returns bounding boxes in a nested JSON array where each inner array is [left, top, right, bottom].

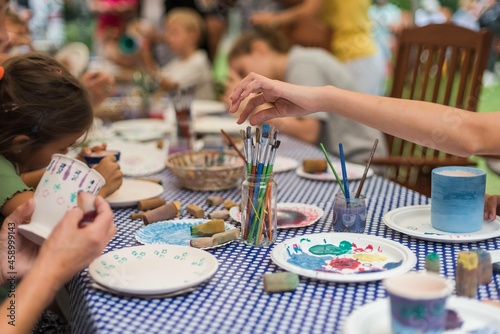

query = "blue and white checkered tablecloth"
[[69, 135, 500, 334]]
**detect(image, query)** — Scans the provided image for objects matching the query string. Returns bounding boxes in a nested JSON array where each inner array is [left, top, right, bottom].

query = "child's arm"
[[484, 194, 500, 221], [20, 169, 44, 188], [1, 192, 34, 220]]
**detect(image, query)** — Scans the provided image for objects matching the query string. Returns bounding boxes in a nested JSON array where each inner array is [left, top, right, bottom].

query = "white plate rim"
[[273, 156, 300, 173], [295, 163, 374, 181], [135, 219, 237, 249], [191, 99, 228, 115], [88, 244, 218, 295], [111, 118, 171, 134], [105, 141, 167, 176], [229, 203, 324, 229], [342, 296, 500, 334], [105, 179, 164, 208], [383, 204, 500, 243], [270, 232, 417, 283]]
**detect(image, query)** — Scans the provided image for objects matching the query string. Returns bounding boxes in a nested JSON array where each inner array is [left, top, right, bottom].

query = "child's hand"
[[93, 155, 123, 197], [77, 143, 107, 162], [484, 194, 500, 221]]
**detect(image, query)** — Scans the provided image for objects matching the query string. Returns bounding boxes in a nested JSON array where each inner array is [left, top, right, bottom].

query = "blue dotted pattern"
[[69, 136, 499, 334]]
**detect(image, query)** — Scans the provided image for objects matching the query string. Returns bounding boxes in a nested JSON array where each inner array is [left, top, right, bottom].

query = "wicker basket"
[[166, 150, 246, 191]]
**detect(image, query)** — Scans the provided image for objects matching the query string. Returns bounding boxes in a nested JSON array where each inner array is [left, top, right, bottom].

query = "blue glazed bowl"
[[431, 166, 486, 233], [83, 150, 121, 167]]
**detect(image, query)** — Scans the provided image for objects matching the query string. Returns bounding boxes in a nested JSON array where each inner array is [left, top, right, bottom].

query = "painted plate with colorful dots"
[[88, 244, 218, 295], [270, 233, 416, 283]]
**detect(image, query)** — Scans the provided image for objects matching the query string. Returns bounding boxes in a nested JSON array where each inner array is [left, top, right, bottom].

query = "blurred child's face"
[[19, 131, 85, 171], [164, 20, 197, 54], [229, 50, 276, 79], [0, 0, 10, 51]]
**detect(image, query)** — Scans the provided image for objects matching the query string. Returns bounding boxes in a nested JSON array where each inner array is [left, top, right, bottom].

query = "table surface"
[[69, 135, 500, 334]]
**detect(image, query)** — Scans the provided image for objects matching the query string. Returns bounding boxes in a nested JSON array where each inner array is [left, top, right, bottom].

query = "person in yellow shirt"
[[250, 0, 386, 96]]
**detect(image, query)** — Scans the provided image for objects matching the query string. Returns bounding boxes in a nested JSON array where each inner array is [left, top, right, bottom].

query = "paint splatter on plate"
[[135, 219, 237, 249], [271, 233, 416, 282], [229, 203, 324, 229]]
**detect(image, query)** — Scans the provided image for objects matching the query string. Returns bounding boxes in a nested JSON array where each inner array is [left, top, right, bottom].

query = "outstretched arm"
[[230, 72, 499, 157]]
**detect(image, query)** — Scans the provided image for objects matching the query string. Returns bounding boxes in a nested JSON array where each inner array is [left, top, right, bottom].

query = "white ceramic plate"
[[88, 244, 218, 295], [135, 219, 237, 249], [271, 233, 416, 283], [54, 42, 89, 77], [273, 156, 299, 173], [383, 205, 500, 243], [229, 203, 324, 229], [105, 179, 164, 208], [111, 119, 172, 141], [193, 116, 248, 135], [296, 161, 374, 181], [343, 296, 500, 334], [106, 140, 167, 176], [191, 99, 228, 116]]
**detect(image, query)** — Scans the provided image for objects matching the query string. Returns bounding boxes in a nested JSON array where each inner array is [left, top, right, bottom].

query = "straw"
[[221, 129, 245, 162], [338, 143, 350, 201], [355, 139, 378, 199], [319, 143, 345, 196]]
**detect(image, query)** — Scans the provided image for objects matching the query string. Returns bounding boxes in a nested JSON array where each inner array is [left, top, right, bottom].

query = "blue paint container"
[[431, 166, 486, 233]]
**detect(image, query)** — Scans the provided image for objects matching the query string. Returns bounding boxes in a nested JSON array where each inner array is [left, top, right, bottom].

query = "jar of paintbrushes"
[[169, 87, 195, 154], [240, 124, 281, 247]]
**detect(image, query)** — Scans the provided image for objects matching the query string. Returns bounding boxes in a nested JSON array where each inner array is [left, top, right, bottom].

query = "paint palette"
[[270, 233, 417, 283]]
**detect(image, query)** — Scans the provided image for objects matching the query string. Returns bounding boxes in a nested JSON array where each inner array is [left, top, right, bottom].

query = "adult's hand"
[[484, 194, 500, 221], [0, 199, 39, 284], [36, 193, 116, 287], [229, 72, 320, 125]]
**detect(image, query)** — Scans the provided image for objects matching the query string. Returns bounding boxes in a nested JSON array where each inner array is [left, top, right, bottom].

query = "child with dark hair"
[[0, 52, 123, 220]]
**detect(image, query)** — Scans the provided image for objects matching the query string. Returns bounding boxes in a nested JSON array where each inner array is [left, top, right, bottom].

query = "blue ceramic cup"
[[83, 150, 121, 168], [431, 166, 486, 233]]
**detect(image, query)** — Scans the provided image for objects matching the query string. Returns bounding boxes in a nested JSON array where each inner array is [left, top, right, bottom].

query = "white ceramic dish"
[[105, 179, 164, 208], [229, 203, 324, 229], [271, 233, 416, 283], [273, 156, 299, 173], [106, 140, 167, 176], [343, 296, 500, 334], [383, 205, 500, 243], [88, 244, 218, 295], [135, 219, 237, 249], [193, 116, 248, 135], [191, 99, 228, 116], [111, 119, 172, 141], [296, 161, 374, 181]]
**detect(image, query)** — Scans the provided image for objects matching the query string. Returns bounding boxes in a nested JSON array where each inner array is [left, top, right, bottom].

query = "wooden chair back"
[[372, 23, 493, 196]]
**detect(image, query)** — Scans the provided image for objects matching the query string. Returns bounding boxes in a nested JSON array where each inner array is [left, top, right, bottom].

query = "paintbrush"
[[221, 129, 245, 161], [319, 143, 345, 196], [355, 139, 378, 198], [339, 143, 350, 201]]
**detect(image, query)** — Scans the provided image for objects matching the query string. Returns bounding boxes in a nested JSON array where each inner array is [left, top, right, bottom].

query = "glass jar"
[[332, 192, 367, 233], [241, 173, 277, 247]]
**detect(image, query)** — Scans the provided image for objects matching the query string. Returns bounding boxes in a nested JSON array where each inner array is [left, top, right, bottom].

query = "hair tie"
[[0, 66, 4, 80]]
